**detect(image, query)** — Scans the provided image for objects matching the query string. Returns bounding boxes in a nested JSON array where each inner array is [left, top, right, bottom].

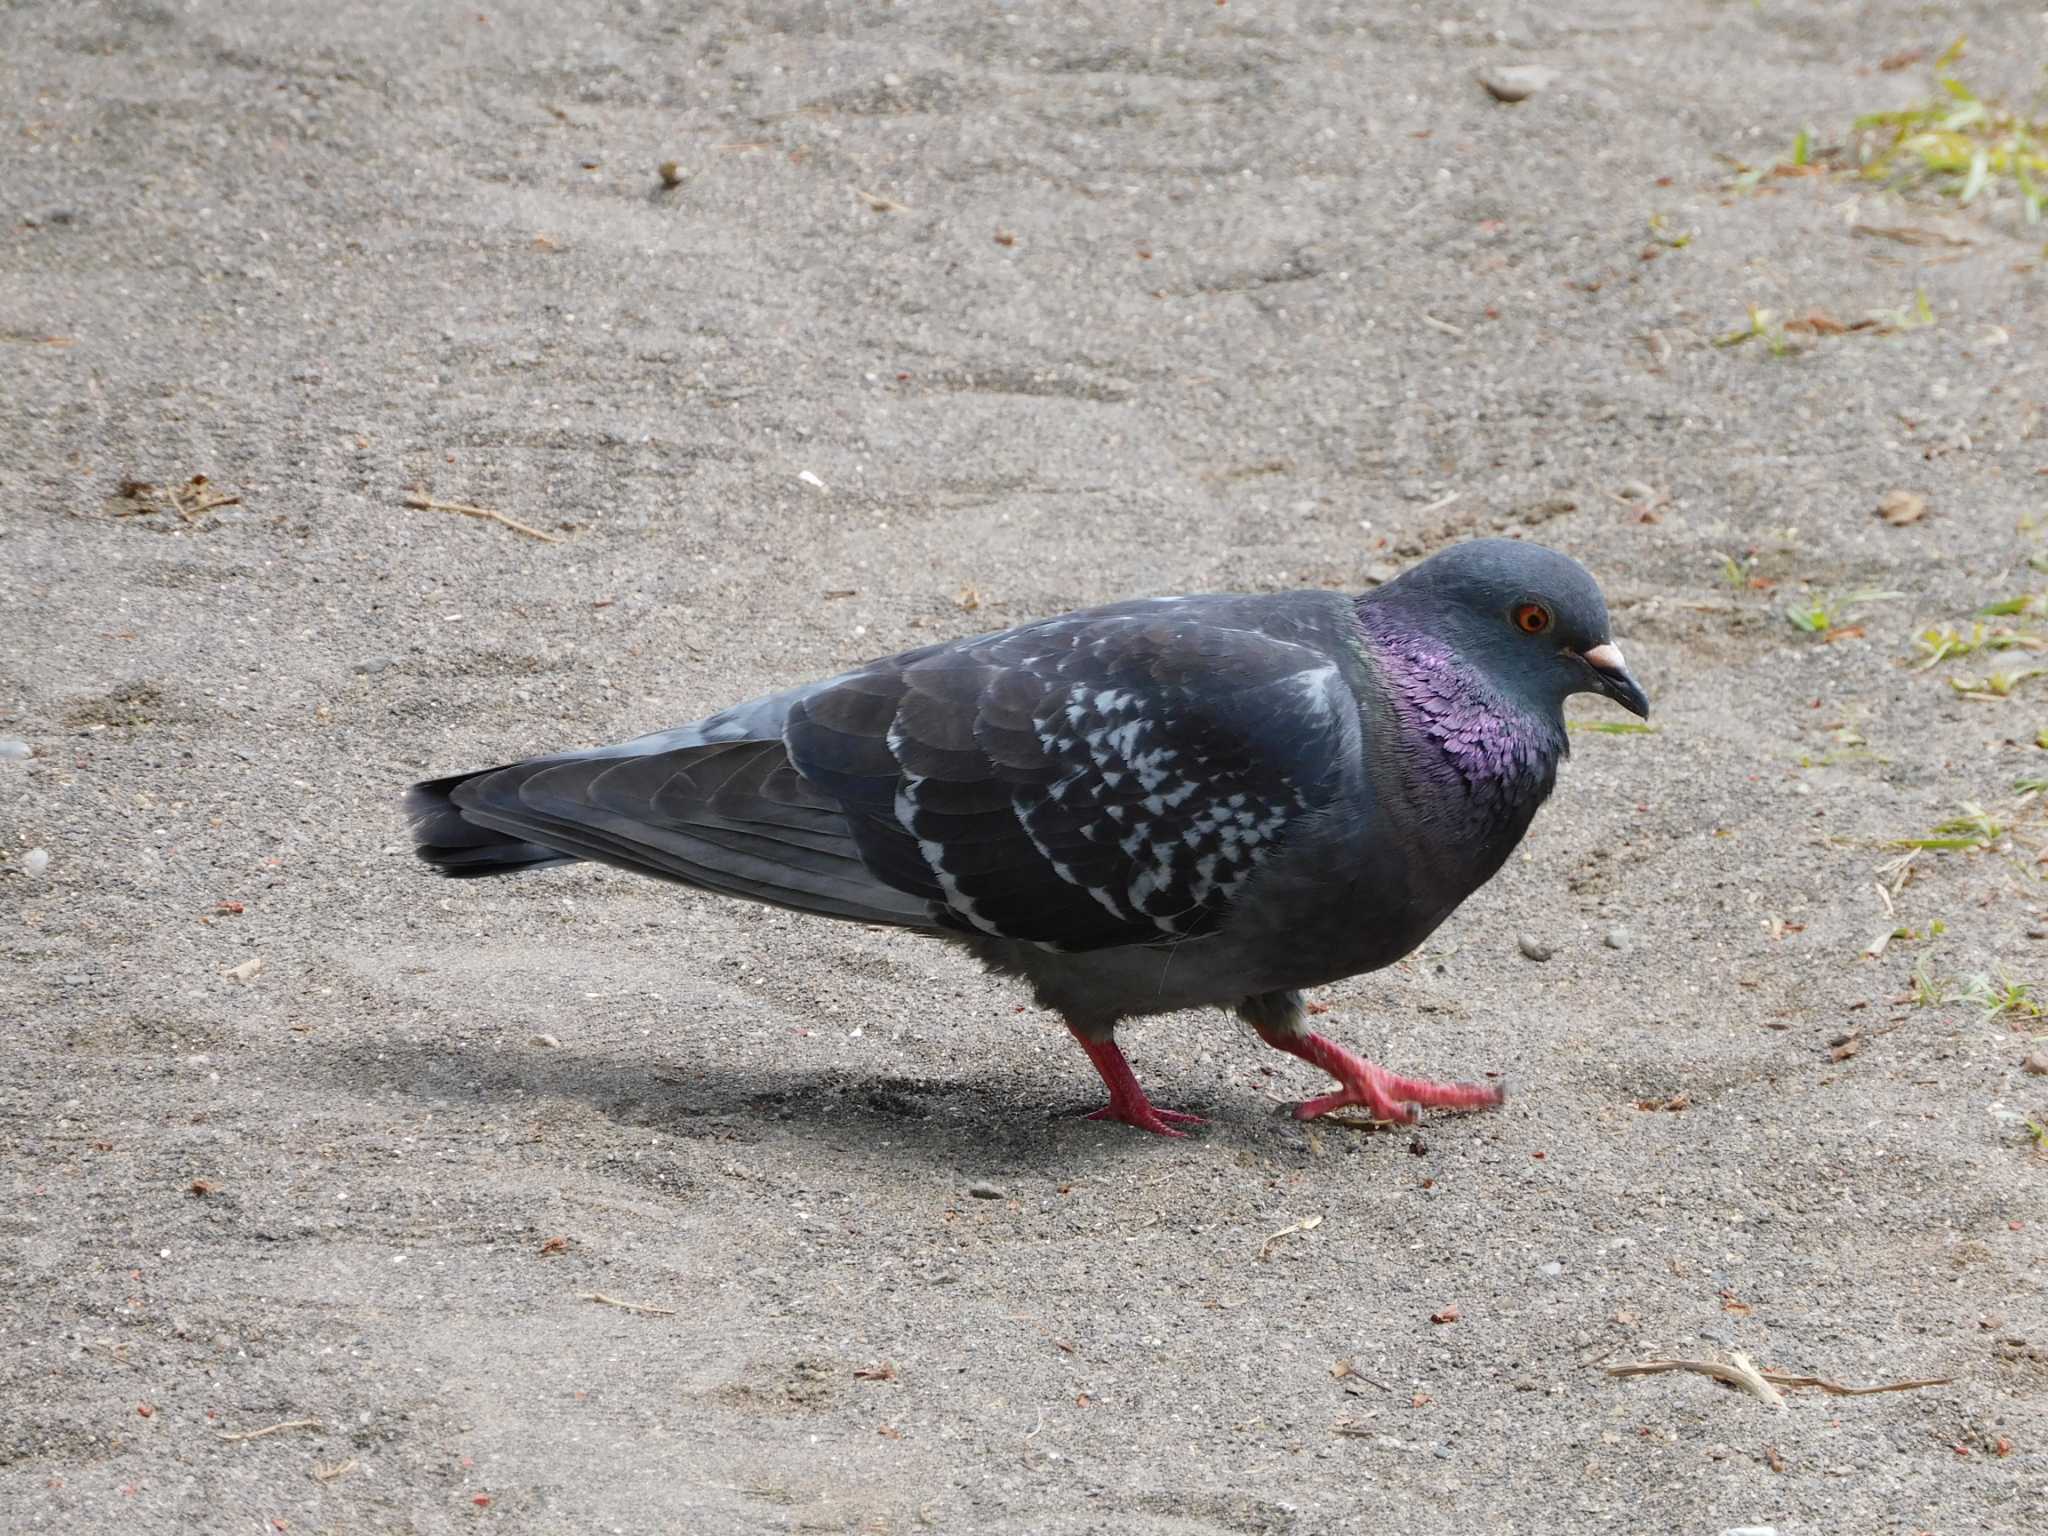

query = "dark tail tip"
[[406, 770, 571, 878]]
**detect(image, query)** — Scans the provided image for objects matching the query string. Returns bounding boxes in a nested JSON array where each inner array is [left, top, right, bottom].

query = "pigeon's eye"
[[1513, 603, 1552, 635]]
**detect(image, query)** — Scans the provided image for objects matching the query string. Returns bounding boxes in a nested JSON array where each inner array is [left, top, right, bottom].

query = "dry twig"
[[579, 1291, 676, 1316], [1756, 1371, 1953, 1397], [403, 492, 561, 544], [113, 475, 240, 521], [1605, 1354, 1952, 1407], [217, 1418, 323, 1443], [1258, 1213, 1323, 1261], [311, 1457, 358, 1483], [1607, 1354, 1784, 1407]]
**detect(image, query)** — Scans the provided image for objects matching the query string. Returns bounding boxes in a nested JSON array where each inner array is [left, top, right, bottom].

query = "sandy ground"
[[4, 1, 2047, 1531]]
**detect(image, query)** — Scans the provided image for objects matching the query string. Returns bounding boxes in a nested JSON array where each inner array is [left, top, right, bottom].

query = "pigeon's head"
[[1371, 539, 1650, 721]]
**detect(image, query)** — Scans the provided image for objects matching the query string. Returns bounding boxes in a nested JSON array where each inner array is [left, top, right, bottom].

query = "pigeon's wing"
[[784, 599, 1359, 950], [420, 703, 942, 928]]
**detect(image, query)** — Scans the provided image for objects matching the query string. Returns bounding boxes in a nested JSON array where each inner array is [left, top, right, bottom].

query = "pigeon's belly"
[[1228, 800, 1531, 989]]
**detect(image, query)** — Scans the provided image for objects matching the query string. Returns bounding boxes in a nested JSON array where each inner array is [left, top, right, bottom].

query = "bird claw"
[[1293, 1066, 1504, 1125], [1293, 1095, 1419, 1126], [1083, 1102, 1206, 1138]]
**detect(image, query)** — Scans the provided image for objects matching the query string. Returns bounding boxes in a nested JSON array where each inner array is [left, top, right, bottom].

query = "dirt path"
[[3, 2, 2042, 1531]]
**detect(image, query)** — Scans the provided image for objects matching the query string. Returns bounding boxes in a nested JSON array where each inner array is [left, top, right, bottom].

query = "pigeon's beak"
[[1578, 642, 1650, 719]]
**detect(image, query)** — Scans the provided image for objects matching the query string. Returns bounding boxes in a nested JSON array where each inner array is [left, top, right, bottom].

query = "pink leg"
[[1066, 1025, 1205, 1138], [1254, 1026, 1504, 1125]]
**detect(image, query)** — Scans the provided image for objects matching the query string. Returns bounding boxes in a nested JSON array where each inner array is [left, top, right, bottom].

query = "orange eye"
[[1514, 603, 1552, 635]]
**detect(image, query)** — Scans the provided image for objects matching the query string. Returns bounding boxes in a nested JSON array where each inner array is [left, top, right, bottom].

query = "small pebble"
[[1541, 1260, 1564, 1277], [22, 847, 50, 877], [0, 738, 30, 761], [532, 1033, 562, 1049], [1876, 489, 1927, 527], [2023, 1051, 2048, 1076], [223, 957, 263, 984], [657, 159, 684, 189], [1604, 925, 1631, 951], [1721, 1528, 1778, 1536], [966, 1181, 1004, 1200], [1477, 64, 1559, 103], [1517, 934, 1553, 962]]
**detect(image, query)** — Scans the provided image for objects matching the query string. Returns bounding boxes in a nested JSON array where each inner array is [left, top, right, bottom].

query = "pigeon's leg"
[[1239, 991, 1504, 1125], [1064, 1022, 1205, 1138]]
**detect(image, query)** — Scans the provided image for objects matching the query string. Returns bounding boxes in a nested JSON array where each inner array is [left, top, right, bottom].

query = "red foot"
[[1068, 1028, 1204, 1139], [1256, 1029, 1504, 1125]]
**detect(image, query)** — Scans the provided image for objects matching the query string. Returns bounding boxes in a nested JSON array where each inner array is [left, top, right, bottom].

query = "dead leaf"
[[1634, 1094, 1691, 1112], [1430, 1305, 1460, 1325]]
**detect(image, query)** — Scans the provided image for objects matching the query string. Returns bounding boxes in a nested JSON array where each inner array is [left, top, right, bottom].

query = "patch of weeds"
[[1895, 804, 2003, 852], [1909, 918, 1951, 942], [1713, 304, 1793, 354], [1727, 126, 1836, 191], [1959, 970, 2045, 1022], [1853, 38, 2048, 223], [1912, 601, 2048, 668], [1646, 212, 1695, 249], [1866, 288, 1938, 334], [1568, 721, 1656, 736], [1978, 594, 2046, 618], [1948, 667, 2046, 699], [1715, 292, 1934, 355], [1800, 723, 1885, 768], [1784, 588, 1903, 635], [1906, 958, 1954, 1008], [2024, 1116, 2048, 1152]]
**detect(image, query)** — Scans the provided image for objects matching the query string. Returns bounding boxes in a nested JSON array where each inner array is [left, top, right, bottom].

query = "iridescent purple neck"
[[1359, 606, 1565, 822]]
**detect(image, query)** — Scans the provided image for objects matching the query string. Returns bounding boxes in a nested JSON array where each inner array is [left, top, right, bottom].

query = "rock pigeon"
[[407, 538, 1648, 1136]]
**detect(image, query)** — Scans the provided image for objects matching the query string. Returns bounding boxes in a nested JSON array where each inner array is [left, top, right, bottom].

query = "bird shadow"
[[314, 1033, 1252, 1176]]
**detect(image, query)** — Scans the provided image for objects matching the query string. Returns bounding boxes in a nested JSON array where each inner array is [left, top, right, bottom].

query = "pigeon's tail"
[[404, 731, 940, 931], [407, 770, 580, 878]]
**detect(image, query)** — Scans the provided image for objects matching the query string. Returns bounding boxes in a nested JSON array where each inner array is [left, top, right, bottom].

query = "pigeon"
[[407, 538, 1648, 1136]]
